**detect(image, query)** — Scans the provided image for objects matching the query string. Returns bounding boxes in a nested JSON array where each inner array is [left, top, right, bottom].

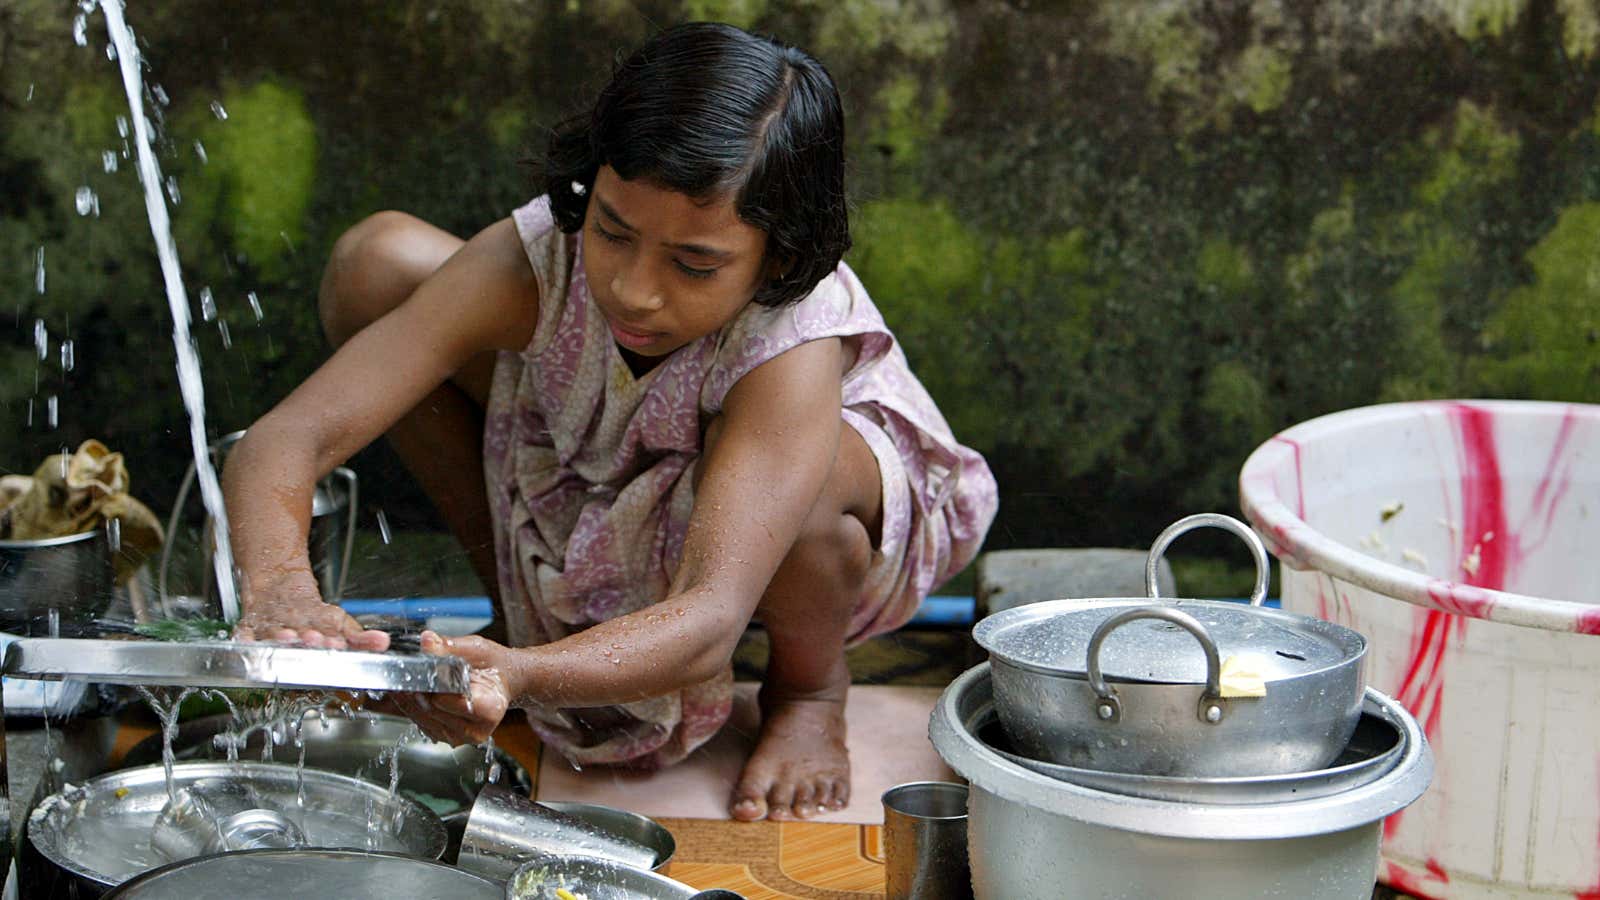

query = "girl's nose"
[[611, 262, 664, 314]]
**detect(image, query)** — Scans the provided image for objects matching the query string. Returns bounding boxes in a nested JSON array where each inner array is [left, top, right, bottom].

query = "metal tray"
[[1, 637, 469, 694]]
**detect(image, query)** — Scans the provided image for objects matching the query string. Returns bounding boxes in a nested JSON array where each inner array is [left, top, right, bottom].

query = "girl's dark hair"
[[544, 22, 849, 307]]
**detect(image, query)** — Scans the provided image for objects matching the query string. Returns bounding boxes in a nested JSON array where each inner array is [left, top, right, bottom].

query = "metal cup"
[[882, 781, 972, 900], [150, 778, 305, 863], [456, 784, 660, 880]]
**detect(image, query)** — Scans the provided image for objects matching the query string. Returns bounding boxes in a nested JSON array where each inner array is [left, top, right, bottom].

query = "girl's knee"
[[788, 508, 873, 593], [317, 211, 441, 347]]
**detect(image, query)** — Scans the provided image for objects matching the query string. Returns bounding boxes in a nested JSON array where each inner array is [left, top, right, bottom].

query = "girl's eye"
[[674, 260, 718, 280], [593, 223, 628, 245]]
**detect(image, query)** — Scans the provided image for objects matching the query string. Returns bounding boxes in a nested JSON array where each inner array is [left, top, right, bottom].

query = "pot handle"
[[1145, 513, 1270, 607], [1085, 606, 1228, 725]]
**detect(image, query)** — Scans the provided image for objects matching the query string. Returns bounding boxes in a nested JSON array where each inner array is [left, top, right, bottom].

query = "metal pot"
[[0, 529, 115, 635], [25, 761, 448, 896], [104, 849, 503, 899], [972, 514, 1367, 776], [158, 430, 357, 612], [929, 663, 1433, 900]]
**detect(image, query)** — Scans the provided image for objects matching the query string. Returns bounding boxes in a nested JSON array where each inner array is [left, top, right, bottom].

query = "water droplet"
[[34, 319, 47, 360], [375, 509, 392, 544], [24, 399, 32, 427], [75, 186, 96, 216], [152, 83, 169, 106], [164, 174, 180, 205], [115, 115, 128, 138], [103, 150, 118, 172], [48, 608, 60, 638], [46, 395, 58, 429], [107, 516, 122, 553], [72, 14, 88, 46], [35, 247, 45, 294], [61, 340, 75, 372], [247, 291, 264, 321], [105, 41, 116, 61], [218, 319, 232, 349], [25, 83, 33, 102], [210, 100, 228, 120], [200, 286, 216, 321], [194, 140, 208, 164]]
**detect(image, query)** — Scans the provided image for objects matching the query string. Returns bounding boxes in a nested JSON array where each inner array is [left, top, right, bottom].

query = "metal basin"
[[26, 761, 448, 896], [122, 711, 531, 851], [0, 530, 115, 635], [104, 849, 502, 899], [929, 663, 1432, 900]]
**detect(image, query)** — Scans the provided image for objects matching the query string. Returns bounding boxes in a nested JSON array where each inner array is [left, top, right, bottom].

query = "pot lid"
[[972, 598, 1363, 684]]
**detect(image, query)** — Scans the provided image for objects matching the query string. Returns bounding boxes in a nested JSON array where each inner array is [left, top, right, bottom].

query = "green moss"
[[1447, 0, 1522, 41], [1416, 102, 1519, 209], [1196, 239, 1255, 297], [681, 0, 767, 29], [183, 80, 317, 280], [1234, 44, 1293, 114], [1560, 0, 1600, 58], [1478, 203, 1600, 400], [870, 75, 948, 165], [850, 197, 984, 325]]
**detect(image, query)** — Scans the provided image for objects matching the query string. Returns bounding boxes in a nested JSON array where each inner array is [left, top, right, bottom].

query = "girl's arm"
[[431, 334, 845, 716], [224, 218, 540, 648]]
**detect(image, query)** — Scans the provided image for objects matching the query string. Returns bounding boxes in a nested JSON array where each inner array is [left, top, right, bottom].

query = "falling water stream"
[[96, 0, 239, 622]]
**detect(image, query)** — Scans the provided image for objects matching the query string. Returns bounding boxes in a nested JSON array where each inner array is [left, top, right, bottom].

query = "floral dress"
[[482, 196, 998, 767]]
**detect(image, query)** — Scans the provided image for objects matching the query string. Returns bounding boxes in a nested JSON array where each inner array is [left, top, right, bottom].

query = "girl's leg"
[[720, 420, 883, 821], [317, 212, 504, 619]]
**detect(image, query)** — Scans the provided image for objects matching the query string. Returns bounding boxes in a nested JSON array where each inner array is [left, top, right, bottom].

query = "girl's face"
[[581, 165, 770, 361]]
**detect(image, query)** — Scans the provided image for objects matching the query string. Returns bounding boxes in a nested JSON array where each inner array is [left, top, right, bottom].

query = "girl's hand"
[[393, 631, 515, 745], [233, 566, 390, 651]]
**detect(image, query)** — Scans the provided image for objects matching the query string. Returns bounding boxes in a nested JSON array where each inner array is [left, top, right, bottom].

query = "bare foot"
[[730, 674, 851, 821]]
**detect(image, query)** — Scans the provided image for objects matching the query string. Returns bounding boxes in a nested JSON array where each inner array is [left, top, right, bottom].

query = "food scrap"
[[1380, 500, 1404, 522], [1401, 547, 1429, 569]]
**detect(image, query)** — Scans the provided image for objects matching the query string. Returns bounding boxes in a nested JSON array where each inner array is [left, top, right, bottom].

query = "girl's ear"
[[764, 252, 795, 283]]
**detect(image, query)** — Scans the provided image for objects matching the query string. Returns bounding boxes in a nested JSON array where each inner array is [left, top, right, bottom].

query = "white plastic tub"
[[1240, 400, 1600, 899]]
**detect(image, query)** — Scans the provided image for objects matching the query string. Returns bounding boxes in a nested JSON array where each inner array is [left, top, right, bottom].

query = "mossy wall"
[[4, 0, 1599, 568]]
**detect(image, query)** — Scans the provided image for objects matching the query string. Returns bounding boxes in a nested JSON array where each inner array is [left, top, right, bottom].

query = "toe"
[[731, 773, 772, 822], [792, 782, 817, 819], [831, 776, 851, 809], [765, 779, 798, 821]]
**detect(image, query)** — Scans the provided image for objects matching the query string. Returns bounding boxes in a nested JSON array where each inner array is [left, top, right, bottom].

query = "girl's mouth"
[[607, 317, 660, 350]]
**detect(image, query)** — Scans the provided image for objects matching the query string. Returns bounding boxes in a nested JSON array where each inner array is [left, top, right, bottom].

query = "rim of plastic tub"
[[1239, 399, 1600, 635], [929, 663, 1433, 841]]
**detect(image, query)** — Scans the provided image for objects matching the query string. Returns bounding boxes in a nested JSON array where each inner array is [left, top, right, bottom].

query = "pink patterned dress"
[[482, 197, 998, 768]]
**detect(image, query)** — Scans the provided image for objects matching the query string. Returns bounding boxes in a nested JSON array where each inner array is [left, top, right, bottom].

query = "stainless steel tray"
[[0, 638, 469, 694]]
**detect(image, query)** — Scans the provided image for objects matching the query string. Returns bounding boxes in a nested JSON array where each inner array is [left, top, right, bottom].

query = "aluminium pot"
[[105, 849, 502, 899], [972, 513, 1367, 776], [929, 663, 1433, 900]]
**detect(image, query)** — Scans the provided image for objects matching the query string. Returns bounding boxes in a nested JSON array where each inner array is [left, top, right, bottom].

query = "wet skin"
[[224, 167, 880, 820]]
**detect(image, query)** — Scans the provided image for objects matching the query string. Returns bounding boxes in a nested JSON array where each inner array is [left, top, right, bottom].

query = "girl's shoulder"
[[509, 196, 579, 356], [700, 263, 891, 411]]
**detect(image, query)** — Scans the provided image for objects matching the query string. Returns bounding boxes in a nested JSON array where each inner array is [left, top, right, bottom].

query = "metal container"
[[459, 784, 666, 880], [929, 663, 1433, 900], [121, 711, 532, 854], [882, 782, 971, 900], [972, 513, 1367, 776], [0, 529, 115, 635], [104, 849, 503, 899], [26, 761, 448, 896], [970, 673, 1404, 804], [159, 430, 357, 611], [506, 852, 736, 900], [148, 779, 306, 861]]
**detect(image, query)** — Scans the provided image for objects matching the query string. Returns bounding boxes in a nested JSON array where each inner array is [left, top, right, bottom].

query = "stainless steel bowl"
[[26, 761, 448, 895], [104, 849, 502, 899], [122, 711, 530, 862], [0, 530, 115, 635]]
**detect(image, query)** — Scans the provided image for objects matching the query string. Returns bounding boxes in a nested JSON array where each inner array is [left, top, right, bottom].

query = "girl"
[[224, 21, 997, 822]]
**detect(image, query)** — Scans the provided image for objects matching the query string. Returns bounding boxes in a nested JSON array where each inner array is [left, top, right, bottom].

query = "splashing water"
[[137, 686, 198, 805], [246, 291, 263, 321], [34, 319, 47, 360], [376, 508, 392, 544], [61, 339, 75, 372], [98, 0, 239, 621], [35, 246, 45, 294]]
